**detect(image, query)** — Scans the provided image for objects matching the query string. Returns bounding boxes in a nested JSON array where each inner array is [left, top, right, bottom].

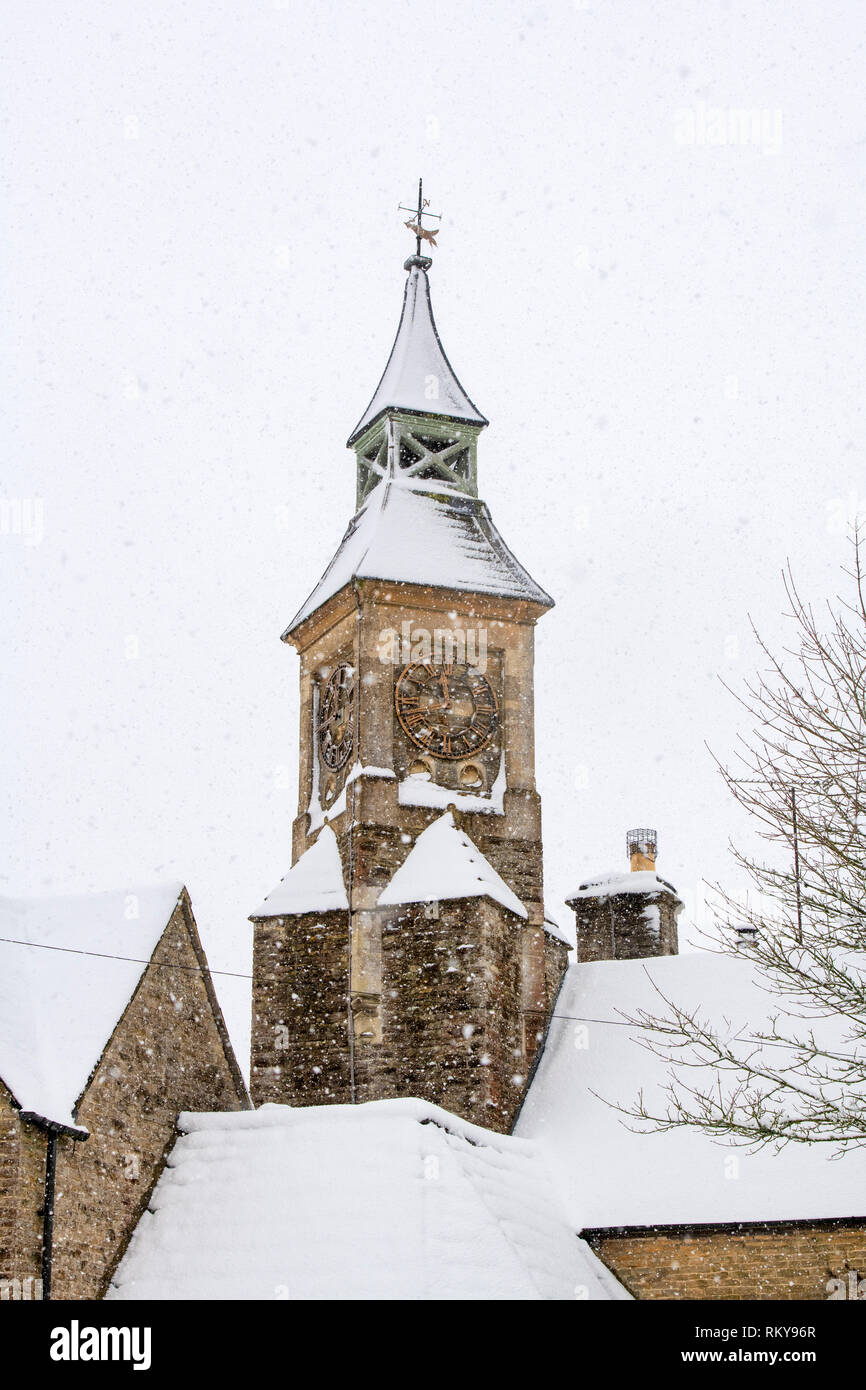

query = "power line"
[[0, 934, 634, 1017], [0, 935, 251, 980], [0, 937, 833, 1055]]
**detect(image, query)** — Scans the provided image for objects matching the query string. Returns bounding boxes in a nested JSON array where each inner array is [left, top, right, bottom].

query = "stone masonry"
[[0, 892, 248, 1300], [568, 875, 682, 962], [250, 574, 568, 1132], [584, 1218, 866, 1301]]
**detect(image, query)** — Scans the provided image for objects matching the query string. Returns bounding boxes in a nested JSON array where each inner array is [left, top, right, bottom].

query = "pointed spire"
[[347, 260, 488, 447]]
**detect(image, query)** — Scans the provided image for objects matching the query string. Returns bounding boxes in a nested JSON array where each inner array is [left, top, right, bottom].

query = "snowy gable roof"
[[285, 472, 552, 635], [0, 883, 184, 1131], [347, 262, 488, 447], [249, 825, 348, 919], [378, 811, 527, 920], [108, 1098, 629, 1301], [517, 953, 866, 1229]]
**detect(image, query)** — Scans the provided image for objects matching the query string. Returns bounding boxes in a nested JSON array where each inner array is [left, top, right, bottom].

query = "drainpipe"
[[20, 1110, 88, 1301], [42, 1133, 57, 1300]]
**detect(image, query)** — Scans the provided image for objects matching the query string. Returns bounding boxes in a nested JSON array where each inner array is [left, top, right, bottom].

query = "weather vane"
[[398, 178, 441, 256]]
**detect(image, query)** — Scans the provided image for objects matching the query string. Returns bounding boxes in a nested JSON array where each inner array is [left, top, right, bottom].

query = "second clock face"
[[395, 661, 498, 761], [318, 663, 355, 771]]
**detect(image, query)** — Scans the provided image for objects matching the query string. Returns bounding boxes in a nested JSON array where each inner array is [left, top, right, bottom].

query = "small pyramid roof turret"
[[347, 256, 488, 446], [377, 811, 527, 919], [249, 826, 349, 919]]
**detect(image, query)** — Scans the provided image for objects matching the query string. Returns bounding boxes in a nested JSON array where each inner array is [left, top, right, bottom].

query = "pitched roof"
[[517, 953, 866, 1229], [378, 811, 527, 919], [108, 1098, 629, 1300], [284, 472, 552, 635], [347, 261, 488, 446], [249, 825, 348, 919], [0, 883, 184, 1131]]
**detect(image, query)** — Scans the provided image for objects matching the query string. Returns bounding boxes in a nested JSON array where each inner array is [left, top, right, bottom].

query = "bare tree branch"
[[616, 528, 866, 1154]]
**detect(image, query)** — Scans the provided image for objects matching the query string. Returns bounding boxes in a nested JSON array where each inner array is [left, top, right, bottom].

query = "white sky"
[[3, 1, 865, 1074]]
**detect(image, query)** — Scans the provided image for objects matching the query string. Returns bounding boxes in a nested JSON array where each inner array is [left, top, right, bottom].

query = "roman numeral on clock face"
[[395, 661, 499, 761]]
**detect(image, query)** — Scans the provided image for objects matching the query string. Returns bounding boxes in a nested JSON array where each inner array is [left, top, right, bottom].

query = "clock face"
[[395, 661, 498, 761], [317, 664, 355, 771]]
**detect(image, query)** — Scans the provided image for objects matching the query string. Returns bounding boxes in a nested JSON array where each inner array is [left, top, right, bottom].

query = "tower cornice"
[[284, 576, 552, 654]]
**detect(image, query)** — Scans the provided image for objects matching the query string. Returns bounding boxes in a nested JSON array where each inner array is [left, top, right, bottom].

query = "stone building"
[[249, 249, 570, 1133], [0, 884, 248, 1299]]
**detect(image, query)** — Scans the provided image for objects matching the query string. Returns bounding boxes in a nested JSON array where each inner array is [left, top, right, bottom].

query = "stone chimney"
[[566, 828, 683, 963]]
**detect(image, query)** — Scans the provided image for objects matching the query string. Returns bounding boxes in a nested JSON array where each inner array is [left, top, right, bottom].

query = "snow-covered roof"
[[378, 811, 527, 920], [568, 869, 682, 902], [347, 261, 488, 447], [285, 472, 552, 634], [250, 825, 348, 919], [517, 953, 866, 1228], [543, 915, 574, 948], [108, 1098, 629, 1300], [0, 883, 184, 1131]]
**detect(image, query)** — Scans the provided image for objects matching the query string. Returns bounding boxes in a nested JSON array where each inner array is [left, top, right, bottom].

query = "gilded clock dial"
[[395, 661, 498, 761], [317, 664, 355, 771]]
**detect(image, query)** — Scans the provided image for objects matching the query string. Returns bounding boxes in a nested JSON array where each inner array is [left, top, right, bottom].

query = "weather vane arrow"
[[398, 178, 442, 257]]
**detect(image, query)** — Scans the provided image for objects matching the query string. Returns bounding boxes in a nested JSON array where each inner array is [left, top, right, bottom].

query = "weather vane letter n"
[[398, 178, 442, 259]]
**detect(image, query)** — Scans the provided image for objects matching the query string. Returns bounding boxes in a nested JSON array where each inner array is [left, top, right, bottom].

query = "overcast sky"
[[3, 1, 864, 1071]]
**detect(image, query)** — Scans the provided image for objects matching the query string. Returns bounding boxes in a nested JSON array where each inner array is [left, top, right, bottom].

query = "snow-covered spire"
[[281, 225, 552, 637], [348, 259, 488, 508], [348, 259, 487, 449]]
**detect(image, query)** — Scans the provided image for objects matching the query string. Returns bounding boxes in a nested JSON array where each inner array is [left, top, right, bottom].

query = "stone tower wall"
[[250, 908, 351, 1108], [251, 894, 533, 1133], [257, 579, 560, 1119]]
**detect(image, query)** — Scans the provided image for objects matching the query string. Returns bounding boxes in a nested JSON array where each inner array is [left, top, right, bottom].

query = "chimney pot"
[[627, 827, 657, 873]]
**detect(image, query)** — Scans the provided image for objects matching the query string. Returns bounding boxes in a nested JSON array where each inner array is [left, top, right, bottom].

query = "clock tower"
[[250, 218, 570, 1132]]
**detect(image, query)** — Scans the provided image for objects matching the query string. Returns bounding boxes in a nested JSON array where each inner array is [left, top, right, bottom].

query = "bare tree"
[[621, 529, 866, 1152]]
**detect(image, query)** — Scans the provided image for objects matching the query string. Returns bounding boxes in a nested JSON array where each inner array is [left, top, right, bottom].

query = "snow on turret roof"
[[378, 811, 527, 919], [347, 261, 488, 446], [108, 1098, 629, 1300], [517, 953, 866, 1228], [284, 472, 552, 635], [249, 825, 348, 919], [0, 883, 184, 1131]]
